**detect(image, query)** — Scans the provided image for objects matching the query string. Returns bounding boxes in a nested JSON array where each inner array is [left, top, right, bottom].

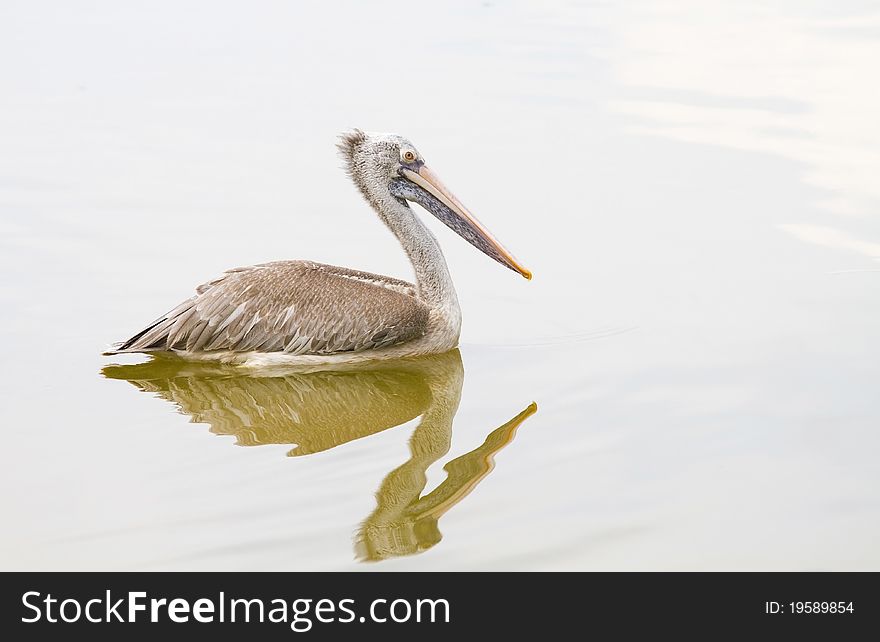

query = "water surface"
[[1, 0, 878, 570]]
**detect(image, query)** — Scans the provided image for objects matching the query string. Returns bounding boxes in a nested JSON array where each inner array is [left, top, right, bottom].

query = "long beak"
[[400, 165, 532, 280]]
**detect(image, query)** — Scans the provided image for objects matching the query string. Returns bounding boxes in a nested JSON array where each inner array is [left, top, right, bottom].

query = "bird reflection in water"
[[102, 350, 535, 562]]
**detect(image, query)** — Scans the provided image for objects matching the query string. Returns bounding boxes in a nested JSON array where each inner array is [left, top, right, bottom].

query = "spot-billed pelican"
[[107, 130, 530, 364]]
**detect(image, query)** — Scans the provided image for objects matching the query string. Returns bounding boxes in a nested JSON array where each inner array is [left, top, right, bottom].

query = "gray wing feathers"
[[114, 261, 428, 355]]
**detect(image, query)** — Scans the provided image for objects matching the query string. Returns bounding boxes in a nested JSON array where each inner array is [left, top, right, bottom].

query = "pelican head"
[[338, 129, 531, 280]]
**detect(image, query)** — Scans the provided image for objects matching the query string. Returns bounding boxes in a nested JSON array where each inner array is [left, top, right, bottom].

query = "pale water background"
[[1, 1, 878, 570]]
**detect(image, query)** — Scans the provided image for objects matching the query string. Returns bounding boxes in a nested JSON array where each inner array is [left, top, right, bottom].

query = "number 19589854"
[[765, 601, 854, 614]]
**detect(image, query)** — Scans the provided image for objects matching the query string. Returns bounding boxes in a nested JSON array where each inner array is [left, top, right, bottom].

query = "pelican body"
[[109, 130, 530, 365]]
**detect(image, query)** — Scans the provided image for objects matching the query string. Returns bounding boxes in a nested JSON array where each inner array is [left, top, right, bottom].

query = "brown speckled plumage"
[[115, 261, 428, 355]]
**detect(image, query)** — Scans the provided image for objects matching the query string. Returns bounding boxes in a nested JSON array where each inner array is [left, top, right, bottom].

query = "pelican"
[[107, 130, 530, 365]]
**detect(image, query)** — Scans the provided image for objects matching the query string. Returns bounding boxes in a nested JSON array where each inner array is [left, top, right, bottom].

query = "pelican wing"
[[112, 261, 429, 355]]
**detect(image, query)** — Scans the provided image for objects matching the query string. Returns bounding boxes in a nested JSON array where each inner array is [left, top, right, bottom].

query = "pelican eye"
[[402, 150, 416, 163]]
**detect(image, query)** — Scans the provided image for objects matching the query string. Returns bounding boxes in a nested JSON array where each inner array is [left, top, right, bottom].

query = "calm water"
[[1, 1, 878, 570]]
